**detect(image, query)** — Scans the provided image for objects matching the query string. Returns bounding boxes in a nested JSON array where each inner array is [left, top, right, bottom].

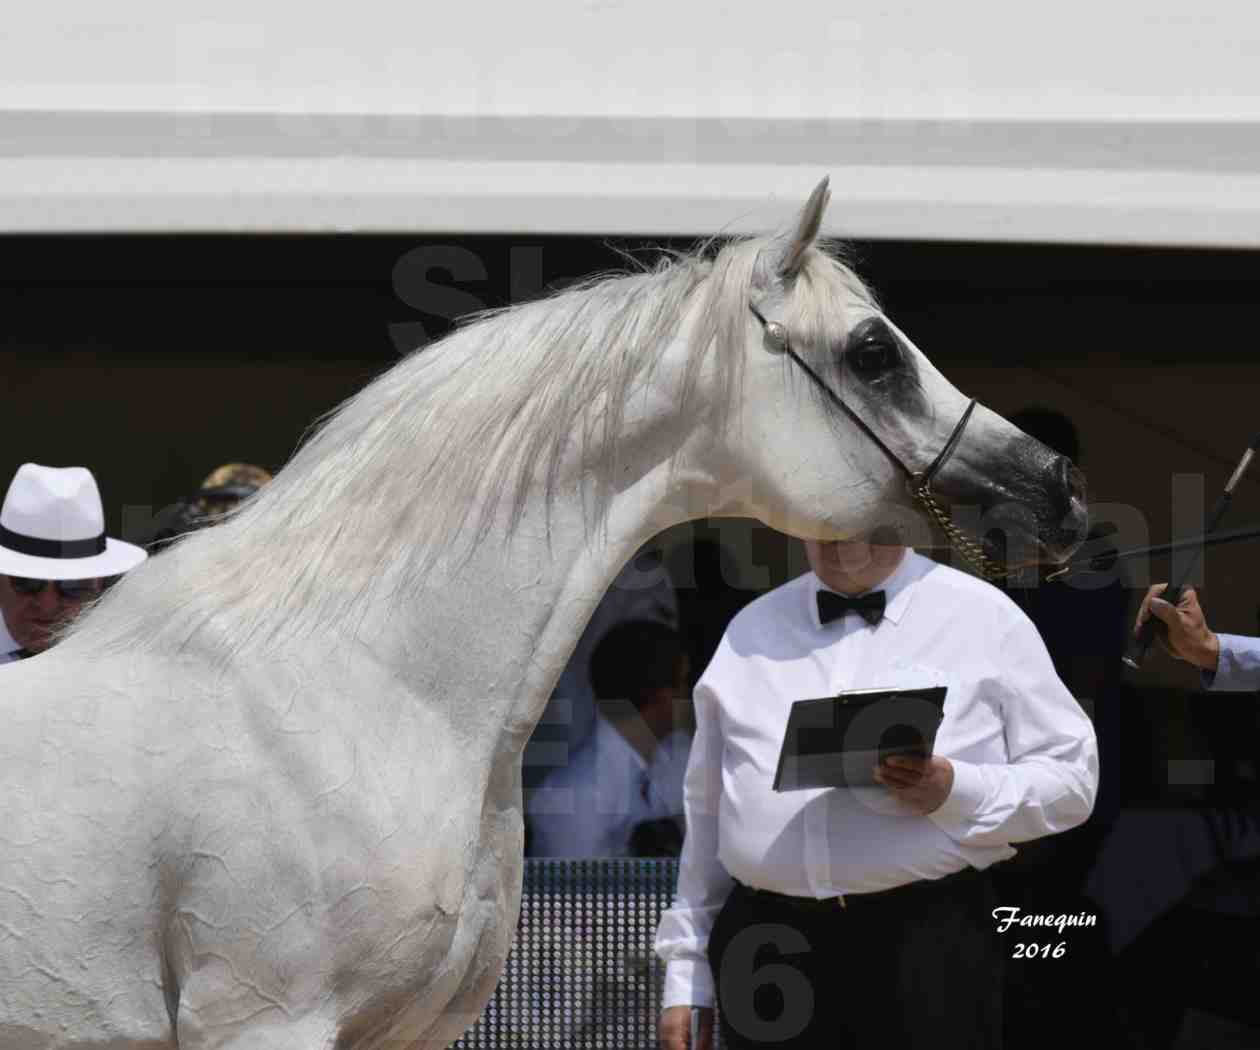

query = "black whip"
[[1046, 523, 1260, 580]]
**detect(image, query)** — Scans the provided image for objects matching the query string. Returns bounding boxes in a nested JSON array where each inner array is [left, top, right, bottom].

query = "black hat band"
[[0, 524, 106, 559]]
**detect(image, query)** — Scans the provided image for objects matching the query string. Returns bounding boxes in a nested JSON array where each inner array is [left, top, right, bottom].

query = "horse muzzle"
[[969, 453, 1089, 569]]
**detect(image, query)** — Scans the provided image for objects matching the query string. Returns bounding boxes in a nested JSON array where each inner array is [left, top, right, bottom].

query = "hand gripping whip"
[[1124, 432, 1260, 669]]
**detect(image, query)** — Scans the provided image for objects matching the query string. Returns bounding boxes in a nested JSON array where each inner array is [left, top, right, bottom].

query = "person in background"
[[994, 408, 1131, 1048], [146, 462, 273, 552], [523, 545, 678, 796], [0, 462, 147, 663], [526, 619, 692, 858], [1004, 407, 1128, 710]]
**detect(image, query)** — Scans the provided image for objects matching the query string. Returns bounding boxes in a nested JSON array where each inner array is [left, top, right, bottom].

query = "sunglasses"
[[7, 576, 99, 601]]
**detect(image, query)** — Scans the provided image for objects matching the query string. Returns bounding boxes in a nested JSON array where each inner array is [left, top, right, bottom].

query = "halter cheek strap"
[[748, 302, 1002, 579], [914, 398, 977, 491]]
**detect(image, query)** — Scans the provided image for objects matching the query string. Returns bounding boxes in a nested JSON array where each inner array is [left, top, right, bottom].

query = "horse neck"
[[352, 360, 719, 738], [70, 314, 722, 751]]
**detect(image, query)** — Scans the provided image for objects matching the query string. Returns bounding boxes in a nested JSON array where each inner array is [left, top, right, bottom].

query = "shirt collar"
[[807, 548, 921, 629]]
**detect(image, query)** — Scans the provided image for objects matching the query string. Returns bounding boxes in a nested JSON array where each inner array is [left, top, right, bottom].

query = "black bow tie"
[[817, 589, 886, 627]]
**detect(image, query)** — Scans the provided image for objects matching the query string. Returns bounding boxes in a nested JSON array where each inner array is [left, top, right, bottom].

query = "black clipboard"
[[772, 685, 948, 791]]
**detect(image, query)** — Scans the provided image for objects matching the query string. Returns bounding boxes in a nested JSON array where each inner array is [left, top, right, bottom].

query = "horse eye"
[[848, 339, 898, 376]]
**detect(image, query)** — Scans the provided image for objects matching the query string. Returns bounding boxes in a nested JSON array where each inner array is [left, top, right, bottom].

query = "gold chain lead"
[[911, 483, 1009, 581]]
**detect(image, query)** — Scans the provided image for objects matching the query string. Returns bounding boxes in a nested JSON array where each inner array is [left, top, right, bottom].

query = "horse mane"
[[65, 234, 876, 660]]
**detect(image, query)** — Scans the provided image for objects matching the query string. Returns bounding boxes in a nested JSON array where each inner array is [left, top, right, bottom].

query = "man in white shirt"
[[656, 538, 1098, 1050], [527, 619, 692, 857]]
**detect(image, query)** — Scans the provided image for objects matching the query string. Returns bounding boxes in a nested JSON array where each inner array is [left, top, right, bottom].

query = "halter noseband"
[[748, 302, 1005, 580]]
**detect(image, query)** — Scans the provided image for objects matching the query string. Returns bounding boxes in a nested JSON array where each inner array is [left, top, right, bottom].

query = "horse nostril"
[[1054, 456, 1089, 546], [1053, 456, 1083, 506], [1060, 458, 1086, 507]]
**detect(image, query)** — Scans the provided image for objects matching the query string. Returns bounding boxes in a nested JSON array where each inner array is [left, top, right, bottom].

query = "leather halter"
[[748, 302, 1005, 579]]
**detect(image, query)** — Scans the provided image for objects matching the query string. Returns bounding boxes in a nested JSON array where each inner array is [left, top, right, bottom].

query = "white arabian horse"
[[0, 180, 1086, 1049]]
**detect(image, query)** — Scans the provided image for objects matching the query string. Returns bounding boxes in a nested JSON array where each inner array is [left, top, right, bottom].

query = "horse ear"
[[771, 177, 831, 282]]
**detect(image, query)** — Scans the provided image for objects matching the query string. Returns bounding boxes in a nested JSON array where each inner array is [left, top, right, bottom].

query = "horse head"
[[711, 178, 1087, 571]]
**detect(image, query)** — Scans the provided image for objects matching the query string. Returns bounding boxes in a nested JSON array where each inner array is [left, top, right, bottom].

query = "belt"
[[734, 866, 983, 912]]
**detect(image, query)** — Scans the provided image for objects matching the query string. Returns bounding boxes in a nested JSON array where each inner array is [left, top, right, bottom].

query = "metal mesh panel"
[[451, 858, 695, 1049]]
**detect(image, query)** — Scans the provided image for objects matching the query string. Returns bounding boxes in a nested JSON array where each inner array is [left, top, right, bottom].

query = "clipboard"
[[772, 685, 948, 791]]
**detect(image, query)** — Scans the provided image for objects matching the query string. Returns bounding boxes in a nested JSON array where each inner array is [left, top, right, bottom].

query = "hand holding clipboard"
[[773, 685, 949, 793]]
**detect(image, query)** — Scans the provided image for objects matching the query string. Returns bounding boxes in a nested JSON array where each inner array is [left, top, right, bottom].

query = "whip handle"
[[1124, 492, 1232, 669]]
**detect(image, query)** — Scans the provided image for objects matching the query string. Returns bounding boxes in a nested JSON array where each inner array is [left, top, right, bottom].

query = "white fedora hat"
[[0, 463, 148, 580]]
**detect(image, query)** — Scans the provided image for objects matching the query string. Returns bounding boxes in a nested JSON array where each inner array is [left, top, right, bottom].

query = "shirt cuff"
[[927, 758, 986, 837], [1204, 634, 1251, 692], [662, 959, 715, 1010]]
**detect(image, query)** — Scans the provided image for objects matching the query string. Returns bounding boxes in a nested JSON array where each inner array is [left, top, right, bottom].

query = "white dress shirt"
[[655, 550, 1098, 1009], [527, 713, 691, 857]]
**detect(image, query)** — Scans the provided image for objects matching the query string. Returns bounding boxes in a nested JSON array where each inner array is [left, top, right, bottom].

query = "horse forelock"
[[66, 235, 876, 661], [773, 243, 880, 352]]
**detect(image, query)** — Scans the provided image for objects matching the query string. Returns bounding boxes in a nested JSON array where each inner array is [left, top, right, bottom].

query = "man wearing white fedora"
[[0, 463, 147, 663]]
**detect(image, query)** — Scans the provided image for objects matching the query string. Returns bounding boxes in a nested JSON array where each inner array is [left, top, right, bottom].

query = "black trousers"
[[707, 869, 1002, 1049]]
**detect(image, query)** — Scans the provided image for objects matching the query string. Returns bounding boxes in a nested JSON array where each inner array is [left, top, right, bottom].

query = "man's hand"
[[873, 754, 954, 814], [1135, 584, 1220, 671], [659, 1005, 714, 1050]]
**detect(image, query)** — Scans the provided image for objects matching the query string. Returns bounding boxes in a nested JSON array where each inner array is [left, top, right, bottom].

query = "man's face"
[[804, 539, 906, 595], [0, 575, 102, 653]]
